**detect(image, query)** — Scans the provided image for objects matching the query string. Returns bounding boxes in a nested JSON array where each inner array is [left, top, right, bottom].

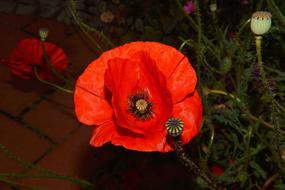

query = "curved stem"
[[235, 19, 251, 40], [69, 0, 115, 49], [34, 67, 74, 94], [208, 89, 241, 103], [40, 40, 73, 86], [173, 138, 219, 190]]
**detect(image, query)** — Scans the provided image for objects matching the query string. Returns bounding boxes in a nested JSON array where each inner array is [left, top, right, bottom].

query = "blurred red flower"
[[1, 38, 67, 80], [211, 165, 224, 176], [74, 41, 202, 152]]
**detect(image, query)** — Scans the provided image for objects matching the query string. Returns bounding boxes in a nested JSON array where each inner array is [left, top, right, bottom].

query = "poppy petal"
[[74, 50, 114, 126], [75, 79, 113, 126], [89, 120, 117, 147], [172, 90, 203, 144], [104, 51, 173, 135], [131, 42, 197, 103], [6, 38, 67, 80]]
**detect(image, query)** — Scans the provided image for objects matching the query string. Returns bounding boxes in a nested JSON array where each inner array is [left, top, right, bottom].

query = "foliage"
[[1, 0, 285, 189]]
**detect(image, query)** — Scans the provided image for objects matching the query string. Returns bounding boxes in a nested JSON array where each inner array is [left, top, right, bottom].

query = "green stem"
[[0, 173, 93, 189], [235, 19, 251, 40], [69, 0, 115, 49], [173, 138, 219, 190], [266, 0, 285, 30], [255, 36, 264, 74], [0, 144, 94, 189], [34, 67, 74, 94], [208, 89, 241, 103], [243, 126, 253, 171], [40, 40, 73, 86], [175, 0, 199, 32]]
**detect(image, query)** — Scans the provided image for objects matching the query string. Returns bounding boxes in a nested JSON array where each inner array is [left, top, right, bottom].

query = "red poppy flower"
[[74, 41, 203, 152], [1, 38, 67, 80]]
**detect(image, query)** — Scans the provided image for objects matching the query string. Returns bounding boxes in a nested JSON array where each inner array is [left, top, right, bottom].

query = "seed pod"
[[250, 11, 272, 35], [165, 118, 184, 137], [39, 28, 49, 41]]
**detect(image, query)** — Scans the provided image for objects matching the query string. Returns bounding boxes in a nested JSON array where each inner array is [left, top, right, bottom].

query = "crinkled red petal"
[[173, 90, 203, 145], [104, 51, 173, 135], [6, 38, 67, 80]]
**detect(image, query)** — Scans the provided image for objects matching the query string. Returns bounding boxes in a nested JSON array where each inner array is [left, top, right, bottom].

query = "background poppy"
[[1, 38, 67, 80]]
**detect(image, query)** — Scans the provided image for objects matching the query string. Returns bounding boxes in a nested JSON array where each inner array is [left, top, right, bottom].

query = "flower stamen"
[[128, 92, 153, 121]]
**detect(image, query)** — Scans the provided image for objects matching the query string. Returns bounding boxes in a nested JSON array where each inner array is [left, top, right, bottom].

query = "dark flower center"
[[128, 92, 153, 121]]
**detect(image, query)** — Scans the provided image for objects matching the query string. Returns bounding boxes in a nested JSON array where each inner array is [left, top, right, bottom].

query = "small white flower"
[[250, 11, 272, 35]]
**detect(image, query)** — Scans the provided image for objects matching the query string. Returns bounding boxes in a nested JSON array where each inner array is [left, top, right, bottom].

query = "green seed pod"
[[220, 57, 232, 74], [250, 11, 272, 35], [165, 118, 184, 137]]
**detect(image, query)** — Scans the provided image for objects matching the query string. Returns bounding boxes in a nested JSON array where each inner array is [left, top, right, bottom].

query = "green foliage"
[[1, 0, 285, 189]]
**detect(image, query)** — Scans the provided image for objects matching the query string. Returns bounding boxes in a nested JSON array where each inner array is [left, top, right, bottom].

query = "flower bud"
[[39, 28, 49, 41], [250, 11, 272, 35], [209, 3, 217, 12]]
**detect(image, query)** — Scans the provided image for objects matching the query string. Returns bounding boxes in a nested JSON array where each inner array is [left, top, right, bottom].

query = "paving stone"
[[0, 115, 52, 171], [15, 3, 36, 15], [23, 92, 79, 143], [40, 6, 61, 18], [0, 0, 16, 13], [0, 65, 52, 116], [0, 153, 23, 173], [19, 127, 101, 190], [39, 0, 61, 7]]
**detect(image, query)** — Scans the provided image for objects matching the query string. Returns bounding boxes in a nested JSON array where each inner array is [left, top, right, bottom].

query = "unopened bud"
[[210, 3, 217, 12], [39, 28, 49, 41]]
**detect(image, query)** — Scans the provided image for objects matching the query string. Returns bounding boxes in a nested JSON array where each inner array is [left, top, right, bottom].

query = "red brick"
[[0, 115, 51, 172], [0, 182, 12, 190], [47, 91, 75, 110], [23, 93, 79, 143], [0, 154, 23, 173], [61, 32, 98, 76], [0, 65, 51, 116], [19, 127, 100, 190], [22, 18, 75, 44]]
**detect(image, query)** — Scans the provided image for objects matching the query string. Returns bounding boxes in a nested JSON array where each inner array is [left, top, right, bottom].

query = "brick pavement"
[[0, 13, 102, 190]]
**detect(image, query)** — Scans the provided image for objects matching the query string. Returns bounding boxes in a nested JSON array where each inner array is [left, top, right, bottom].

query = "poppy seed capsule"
[[135, 99, 148, 112], [39, 28, 49, 41], [250, 11, 272, 35], [165, 118, 184, 137], [209, 3, 217, 12]]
